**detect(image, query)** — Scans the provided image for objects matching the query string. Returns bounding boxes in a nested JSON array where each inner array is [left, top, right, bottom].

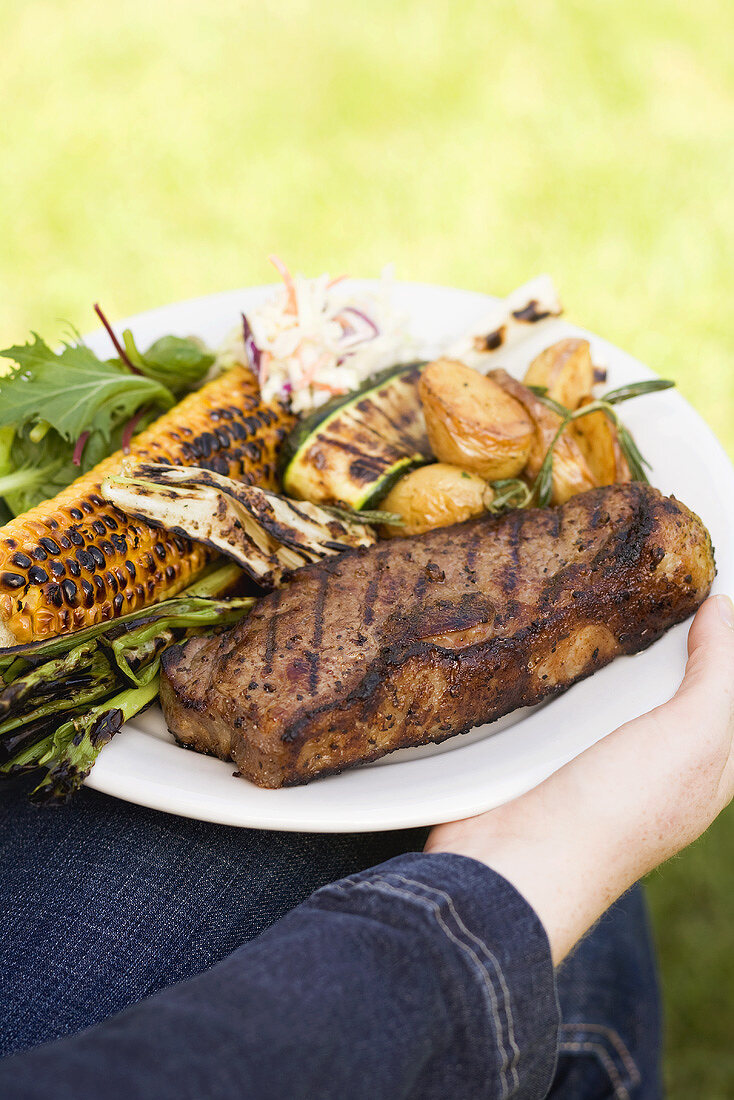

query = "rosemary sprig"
[[485, 479, 532, 514], [323, 503, 405, 527], [602, 380, 675, 405], [616, 424, 649, 482], [488, 378, 674, 513], [526, 386, 568, 418]]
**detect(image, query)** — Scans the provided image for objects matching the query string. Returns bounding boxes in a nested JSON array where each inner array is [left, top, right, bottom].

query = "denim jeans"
[[0, 776, 661, 1098]]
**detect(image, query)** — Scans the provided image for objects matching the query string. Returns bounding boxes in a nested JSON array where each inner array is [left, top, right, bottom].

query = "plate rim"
[[83, 280, 734, 831]]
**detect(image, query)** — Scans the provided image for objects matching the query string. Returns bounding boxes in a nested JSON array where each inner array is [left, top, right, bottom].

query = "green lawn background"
[[1, 0, 733, 1092]]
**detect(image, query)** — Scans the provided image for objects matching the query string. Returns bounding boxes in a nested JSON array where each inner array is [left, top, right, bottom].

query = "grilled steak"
[[160, 484, 715, 787]]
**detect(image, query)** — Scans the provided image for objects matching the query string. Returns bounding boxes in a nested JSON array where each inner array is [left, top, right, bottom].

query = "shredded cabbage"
[[224, 259, 413, 415]]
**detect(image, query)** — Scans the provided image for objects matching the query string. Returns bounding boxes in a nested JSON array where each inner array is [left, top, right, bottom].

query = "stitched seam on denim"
[[327, 870, 520, 1094], [558, 1040, 631, 1100], [382, 872, 521, 1094], [362, 877, 510, 1100], [559, 1023, 640, 1085], [330, 878, 510, 1100]]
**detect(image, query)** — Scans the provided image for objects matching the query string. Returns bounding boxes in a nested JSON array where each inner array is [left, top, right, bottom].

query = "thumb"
[[672, 594, 734, 733], [669, 602, 734, 809], [638, 594, 734, 840]]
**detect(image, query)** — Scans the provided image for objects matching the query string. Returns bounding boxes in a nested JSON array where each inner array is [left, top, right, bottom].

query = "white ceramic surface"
[[83, 282, 734, 831]]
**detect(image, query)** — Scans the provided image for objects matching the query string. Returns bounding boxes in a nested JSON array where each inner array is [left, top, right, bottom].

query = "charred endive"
[[0, 562, 254, 802], [102, 463, 378, 587]]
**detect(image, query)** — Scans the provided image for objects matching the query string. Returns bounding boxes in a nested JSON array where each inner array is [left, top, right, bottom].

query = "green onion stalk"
[[0, 562, 255, 804], [485, 378, 674, 514]]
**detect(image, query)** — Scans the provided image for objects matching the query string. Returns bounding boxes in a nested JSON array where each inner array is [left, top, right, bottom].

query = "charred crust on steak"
[[160, 483, 715, 788]]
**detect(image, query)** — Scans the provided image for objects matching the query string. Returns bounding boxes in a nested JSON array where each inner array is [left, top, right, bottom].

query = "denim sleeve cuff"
[[310, 850, 559, 1100]]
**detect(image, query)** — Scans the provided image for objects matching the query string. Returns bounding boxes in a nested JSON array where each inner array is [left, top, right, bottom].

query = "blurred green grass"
[[1, 0, 732, 1092]]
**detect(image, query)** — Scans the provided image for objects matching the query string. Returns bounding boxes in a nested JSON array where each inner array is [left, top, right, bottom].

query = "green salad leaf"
[[0, 426, 14, 483], [0, 325, 217, 517], [121, 331, 215, 398], [0, 421, 139, 516], [0, 335, 174, 443], [0, 426, 73, 516]]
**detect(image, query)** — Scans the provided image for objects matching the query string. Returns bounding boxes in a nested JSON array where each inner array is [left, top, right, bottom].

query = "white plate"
[[84, 282, 734, 831]]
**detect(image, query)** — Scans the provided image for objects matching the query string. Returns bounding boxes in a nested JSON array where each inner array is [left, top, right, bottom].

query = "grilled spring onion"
[[0, 364, 295, 647], [102, 463, 378, 588], [0, 562, 254, 803]]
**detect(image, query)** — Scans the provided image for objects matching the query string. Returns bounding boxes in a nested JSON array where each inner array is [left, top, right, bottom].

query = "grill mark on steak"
[[363, 543, 395, 627], [160, 484, 715, 788], [549, 508, 562, 538], [308, 573, 329, 694], [504, 511, 521, 592], [413, 573, 429, 602], [363, 575, 379, 626], [262, 588, 282, 675]]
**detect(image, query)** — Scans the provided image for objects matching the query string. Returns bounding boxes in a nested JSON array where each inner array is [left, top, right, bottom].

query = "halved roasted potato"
[[379, 463, 487, 537], [490, 369, 596, 504], [419, 359, 534, 479], [523, 339, 594, 411], [571, 398, 631, 487]]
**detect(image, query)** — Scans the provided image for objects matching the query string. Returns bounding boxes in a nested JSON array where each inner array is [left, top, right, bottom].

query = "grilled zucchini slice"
[[279, 363, 432, 508]]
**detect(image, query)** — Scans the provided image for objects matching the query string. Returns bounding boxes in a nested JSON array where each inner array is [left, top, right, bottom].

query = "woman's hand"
[[426, 595, 734, 963]]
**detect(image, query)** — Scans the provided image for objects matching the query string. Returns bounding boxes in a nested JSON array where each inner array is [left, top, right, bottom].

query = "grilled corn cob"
[[0, 365, 295, 645]]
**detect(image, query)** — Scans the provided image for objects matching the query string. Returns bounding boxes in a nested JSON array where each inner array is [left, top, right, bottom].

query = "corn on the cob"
[[0, 365, 295, 645]]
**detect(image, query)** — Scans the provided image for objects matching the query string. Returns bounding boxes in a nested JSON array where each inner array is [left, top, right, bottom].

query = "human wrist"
[[426, 758, 647, 963], [429, 596, 734, 963]]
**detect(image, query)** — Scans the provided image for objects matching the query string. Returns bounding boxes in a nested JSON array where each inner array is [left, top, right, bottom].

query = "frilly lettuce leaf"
[[0, 335, 174, 443]]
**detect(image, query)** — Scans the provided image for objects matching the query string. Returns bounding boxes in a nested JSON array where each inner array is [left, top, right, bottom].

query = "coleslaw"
[[225, 258, 413, 415]]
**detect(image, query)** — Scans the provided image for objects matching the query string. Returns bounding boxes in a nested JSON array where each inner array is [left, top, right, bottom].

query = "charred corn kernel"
[[0, 365, 295, 644]]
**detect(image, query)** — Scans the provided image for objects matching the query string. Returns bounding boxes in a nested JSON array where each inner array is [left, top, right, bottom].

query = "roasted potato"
[[523, 339, 594, 411], [419, 358, 534, 479], [379, 463, 487, 537], [571, 398, 631, 487], [490, 369, 596, 504]]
